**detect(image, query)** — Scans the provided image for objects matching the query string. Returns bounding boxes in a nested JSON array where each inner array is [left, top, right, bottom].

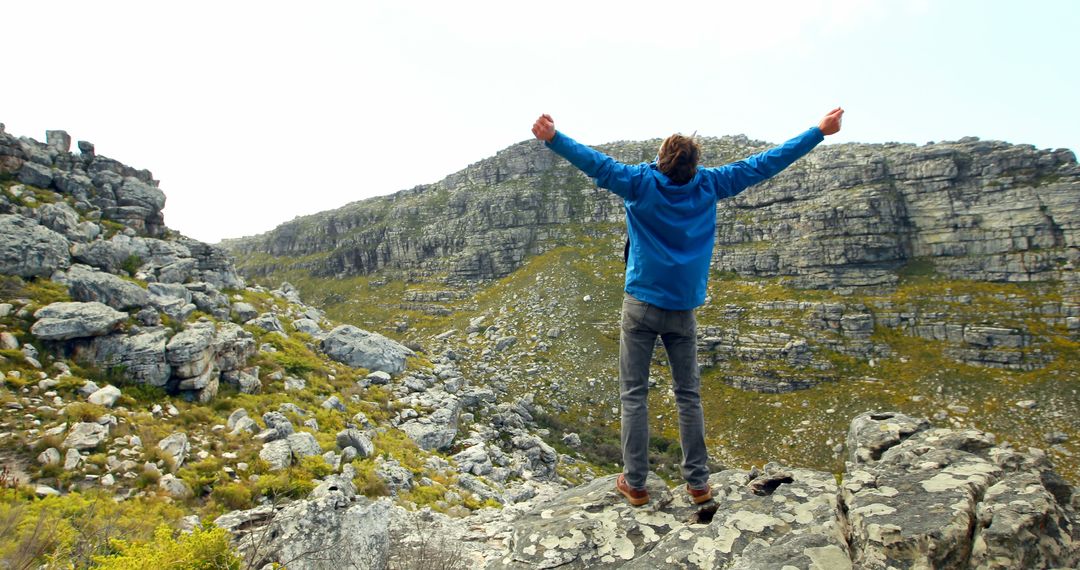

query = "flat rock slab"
[[31, 301, 127, 341]]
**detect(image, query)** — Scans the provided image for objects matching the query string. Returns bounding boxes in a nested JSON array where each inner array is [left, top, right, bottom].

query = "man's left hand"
[[818, 107, 844, 136]]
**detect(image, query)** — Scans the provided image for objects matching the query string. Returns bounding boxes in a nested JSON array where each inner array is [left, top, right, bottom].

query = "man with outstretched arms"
[[531, 108, 844, 506]]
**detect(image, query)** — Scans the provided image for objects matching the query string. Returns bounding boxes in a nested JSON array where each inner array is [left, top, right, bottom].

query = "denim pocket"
[[622, 296, 649, 330]]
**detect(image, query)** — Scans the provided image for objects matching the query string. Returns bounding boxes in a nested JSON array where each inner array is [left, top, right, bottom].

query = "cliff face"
[[224, 135, 1080, 288]]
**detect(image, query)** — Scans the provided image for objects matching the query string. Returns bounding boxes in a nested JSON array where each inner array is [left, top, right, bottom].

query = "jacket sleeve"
[[707, 126, 824, 199], [545, 131, 639, 200]]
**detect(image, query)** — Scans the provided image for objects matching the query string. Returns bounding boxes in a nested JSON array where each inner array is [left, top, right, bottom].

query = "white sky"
[[6, 0, 1078, 243]]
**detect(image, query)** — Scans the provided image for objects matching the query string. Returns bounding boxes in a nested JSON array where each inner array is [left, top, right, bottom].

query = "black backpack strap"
[[623, 236, 630, 264]]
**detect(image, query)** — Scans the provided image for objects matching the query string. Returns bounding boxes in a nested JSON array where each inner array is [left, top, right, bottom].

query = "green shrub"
[[352, 460, 389, 497], [91, 524, 240, 569], [119, 255, 143, 277], [178, 458, 226, 497], [63, 402, 108, 423], [210, 482, 254, 511]]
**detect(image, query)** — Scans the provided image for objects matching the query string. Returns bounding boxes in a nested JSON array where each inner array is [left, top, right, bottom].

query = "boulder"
[[259, 439, 292, 471], [336, 429, 374, 458], [212, 323, 256, 372], [31, 302, 126, 341], [845, 411, 929, 466], [62, 422, 109, 451], [215, 495, 390, 569], [231, 302, 258, 323], [156, 432, 190, 469], [292, 318, 322, 336], [287, 432, 323, 461], [0, 215, 70, 278], [87, 385, 121, 407], [320, 325, 414, 374], [261, 411, 294, 442], [400, 398, 461, 451], [249, 313, 284, 333], [65, 264, 149, 310], [158, 474, 193, 499], [221, 367, 261, 394], [165, 321, 216, 379], [84, 328, 171, 386]]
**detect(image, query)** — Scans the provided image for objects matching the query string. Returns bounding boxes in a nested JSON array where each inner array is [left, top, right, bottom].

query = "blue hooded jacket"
[[546, 127, 823, 310]]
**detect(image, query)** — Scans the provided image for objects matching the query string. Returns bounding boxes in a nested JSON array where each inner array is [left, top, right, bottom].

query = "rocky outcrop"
[[0, 214, 71, 277], [225, 137, 1079, 288], [431, 412, 1079, 569], [214, 494, 391, 570]]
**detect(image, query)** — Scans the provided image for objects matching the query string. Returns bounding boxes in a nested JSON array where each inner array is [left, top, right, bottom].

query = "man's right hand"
[[532, 114, 555, 142], [818, 107, 844, 136]]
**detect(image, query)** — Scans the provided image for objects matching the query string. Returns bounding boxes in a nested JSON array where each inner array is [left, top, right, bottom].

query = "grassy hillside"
[[241, 237, 1080, 485]]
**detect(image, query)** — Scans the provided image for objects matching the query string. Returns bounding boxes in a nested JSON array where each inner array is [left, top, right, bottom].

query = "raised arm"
[[532, 114, 639, 200], [709, 107, 844, 198]]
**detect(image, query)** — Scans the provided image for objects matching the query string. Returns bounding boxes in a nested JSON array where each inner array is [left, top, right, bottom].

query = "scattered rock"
[[61, 422, 109, 451], [86, 385, 121, 407]]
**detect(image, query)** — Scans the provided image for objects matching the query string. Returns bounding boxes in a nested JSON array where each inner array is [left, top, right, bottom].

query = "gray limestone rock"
[[292, 318, 322, 336], [65, 264, 150, 310], [18, 162, 53, 188], [249, 313, 284, 333], [261, 411, 295, 442], [84, 327, 171, 386], [37, 448, 61, 466], [231, 302, 258, 323], [31, 301, 126, 341], [846, 411, 930, 467], [36, 201, 82, 239], [259, 439, 292, 471], [212, 323, 256, 372], [86, 385, 121, 407], [226, 408, 249, 430], [336, 429, 374, 458], [287, 432, 323, 461], [156, 432, 190, 469], [400, 397, 461, 451], [215, 495, 390, 570], [221, 367, 261, 394], [62, 422, 109, 451], [45, 130, 71, 153], [166, 320, 216, 379], [158, 474, 193, 499], [0, 214, 71, 277], [320, 325, 414, 374]]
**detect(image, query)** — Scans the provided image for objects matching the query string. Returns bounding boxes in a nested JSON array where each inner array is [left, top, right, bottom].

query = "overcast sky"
[[6, 1, 1078, 243]]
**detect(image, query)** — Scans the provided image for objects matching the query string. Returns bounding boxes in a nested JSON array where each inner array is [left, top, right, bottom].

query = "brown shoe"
[[687, 484, 713, 504], [616, 474, 649, 506]]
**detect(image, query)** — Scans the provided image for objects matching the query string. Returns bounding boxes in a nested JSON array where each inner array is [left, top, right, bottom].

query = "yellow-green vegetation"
[[0, 490, 186, 569], [90, 524, 240, 570]]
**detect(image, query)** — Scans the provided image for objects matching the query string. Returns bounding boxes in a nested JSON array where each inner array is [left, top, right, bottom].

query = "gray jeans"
[[619, 293, 709, 489]]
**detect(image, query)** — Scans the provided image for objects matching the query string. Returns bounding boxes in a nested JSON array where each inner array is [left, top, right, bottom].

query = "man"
[[531, 108, 844, 506]]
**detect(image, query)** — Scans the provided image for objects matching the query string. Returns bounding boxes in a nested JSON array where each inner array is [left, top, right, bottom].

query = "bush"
[[210, 482, 254, 511], [0, 490, 184, 569], [63, 402, 108, 423], [352, 460, 389, 498], [119, 255, 143, 277], [91, 524, 240, 569]]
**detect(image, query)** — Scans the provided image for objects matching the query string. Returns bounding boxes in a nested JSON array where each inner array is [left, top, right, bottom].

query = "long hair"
[[657, 133, 700, 185]]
